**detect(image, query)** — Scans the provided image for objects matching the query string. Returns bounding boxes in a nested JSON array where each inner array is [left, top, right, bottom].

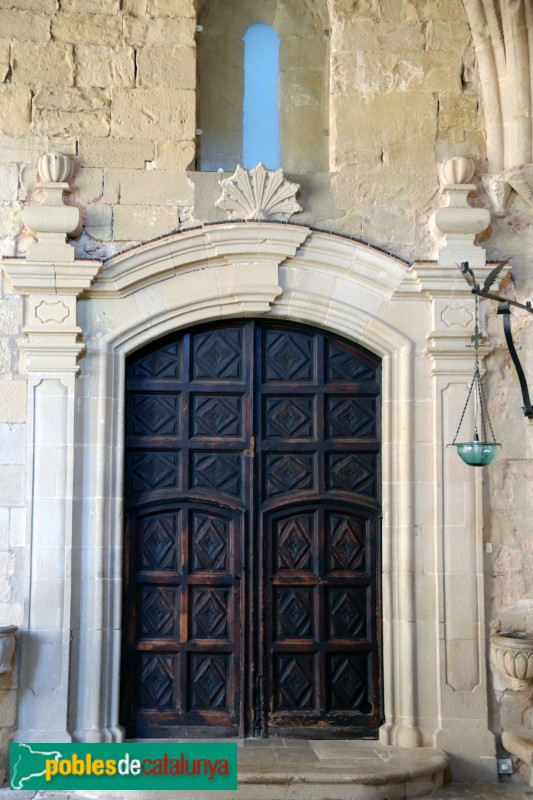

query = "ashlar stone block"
[[0, 298, 23, 335], [0, 424, 25, 466], [146, 0, 196, 16], [61, 0, 120, 11], [84, 204, 112, 241], [78, 137, 154, 168], [75, 45, 135, 88], [0, 41, 9, 83], [426, 20, 471, 52], [0, 0, 56, 9], [113, 204, 178, 241], [137, 46, 195, 89], [51, 12, 123, 47], [74, 167, 103, 203], [122, 0, 147, 14], [0, 340, 12, 377], [0, 8, 50, 41], [0, 166, 18, 205], [0, 467, 25, 506], [11, 42, 74, 86], [335, 19, 424, 51], [0, 86, 31, 136], [111, 88, 195, 141], [32, 87, 111, 138], [123, 15, 196, 47], [0, 382, 27, 423], [106, 168, 193, 206], [155, 140, 196, 170]]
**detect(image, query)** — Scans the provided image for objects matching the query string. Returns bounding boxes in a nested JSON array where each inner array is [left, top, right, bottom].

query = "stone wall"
[[0, 0, 532, 780]]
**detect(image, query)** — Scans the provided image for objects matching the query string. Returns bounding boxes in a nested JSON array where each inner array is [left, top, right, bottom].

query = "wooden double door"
[[121, 321, 382, 738]]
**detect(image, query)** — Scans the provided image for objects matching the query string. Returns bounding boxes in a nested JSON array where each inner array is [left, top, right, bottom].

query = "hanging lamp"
[[449, 294, 501, 466]]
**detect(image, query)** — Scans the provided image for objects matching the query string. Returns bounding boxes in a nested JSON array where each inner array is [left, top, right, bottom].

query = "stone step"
[[70, 740, 447, 800]]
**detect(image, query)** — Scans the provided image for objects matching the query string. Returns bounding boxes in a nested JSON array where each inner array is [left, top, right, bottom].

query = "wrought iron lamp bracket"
[[459, 261, 533, 419]]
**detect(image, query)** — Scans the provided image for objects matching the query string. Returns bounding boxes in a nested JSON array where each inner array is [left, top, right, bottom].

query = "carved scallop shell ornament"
[[216, 163, 302, 221]]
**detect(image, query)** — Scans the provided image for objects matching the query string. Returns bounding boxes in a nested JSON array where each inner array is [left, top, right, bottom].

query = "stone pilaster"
[[2, 256, 100, 741], [409, 260, 505, 781]]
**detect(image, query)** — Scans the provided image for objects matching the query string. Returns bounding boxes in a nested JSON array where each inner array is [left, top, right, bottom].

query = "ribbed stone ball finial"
[[440, 156, 476, 185], [38, 152, 73, 183]]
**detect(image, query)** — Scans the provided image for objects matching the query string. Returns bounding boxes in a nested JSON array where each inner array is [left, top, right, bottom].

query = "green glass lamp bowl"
[[454, 441, 501, 466]]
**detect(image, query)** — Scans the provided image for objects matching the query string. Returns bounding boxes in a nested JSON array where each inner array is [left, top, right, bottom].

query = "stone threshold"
[[1, 739, 449, 800]]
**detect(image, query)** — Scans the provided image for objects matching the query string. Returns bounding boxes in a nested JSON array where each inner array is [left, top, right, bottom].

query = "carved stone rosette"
[[491, 633, 533, 690], [216, 162, 302, 221]]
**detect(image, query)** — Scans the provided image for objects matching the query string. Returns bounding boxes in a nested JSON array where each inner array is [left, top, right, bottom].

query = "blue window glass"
[[242, 23, 281, 170]]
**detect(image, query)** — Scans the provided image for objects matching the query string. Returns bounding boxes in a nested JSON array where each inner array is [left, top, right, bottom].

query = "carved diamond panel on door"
[[123, 326, 248, 738], [123, 321, 381, 739]]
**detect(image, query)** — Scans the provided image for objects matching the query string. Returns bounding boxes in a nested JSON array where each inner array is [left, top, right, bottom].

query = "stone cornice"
[[395, 261, 511, 300], [1, 259, 102, 296]]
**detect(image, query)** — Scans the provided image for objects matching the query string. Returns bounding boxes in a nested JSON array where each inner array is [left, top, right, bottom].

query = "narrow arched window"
[[197, 0, 329, 173], [242, 23, 280, 170]]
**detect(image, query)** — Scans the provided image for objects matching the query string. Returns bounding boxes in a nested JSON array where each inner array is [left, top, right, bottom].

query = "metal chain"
[[451, 371, 476, 444], [451, 293, 497, 444]]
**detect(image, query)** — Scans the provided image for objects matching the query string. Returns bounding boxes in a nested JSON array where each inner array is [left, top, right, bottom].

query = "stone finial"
[[38, 152, 74, 183], [431, 157, 491, 267], [440, 156, 475, 186], [22, 151, 81, 263], [216, 163, 302, 221]]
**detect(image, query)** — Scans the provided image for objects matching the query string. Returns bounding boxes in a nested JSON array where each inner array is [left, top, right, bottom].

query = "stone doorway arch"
[[3, 221, 497, 779]]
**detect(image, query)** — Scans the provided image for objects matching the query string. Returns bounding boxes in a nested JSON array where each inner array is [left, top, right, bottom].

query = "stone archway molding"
[[2, 222, 499, 780]]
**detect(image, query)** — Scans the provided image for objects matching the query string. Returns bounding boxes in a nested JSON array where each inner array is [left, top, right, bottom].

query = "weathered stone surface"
[[146, 0, 196, 16], [438, 91, 479, 135], [78, 137, 154, 168], [0, 340, 11, 377], [8, 507, 25, 549], [331, 92, 438, 169], [11, 42, 74, 86], [0, 8, 50, 41], [426, 20, 471, 52], [84, 204, 112, 240], [155, 140, 196, 169], [113, 204, 178, 240], [111, 88, 195, 140], [61, 0, 120, 11], [32, 88, 110, 137], [51, 12, 123, 47], [0, 0, 55, 9], [0, 689, 16, 724], [0, 86, 31, 136], [0, 135, 48, 166], [122, 0, 146, 13], [104, 168, 193, 205], [333, 50, 462, 98], [0, 166, 18, 205], [123, 15, 196, 46], [137, 46, 196, 89], [74, 167, 103, 203], [406, 0, 466, 21], [333, 19, 424, 51], [0, 467, 24, 506], [0, 424, 25, 466], [0, 41, 9, 83], [0, 299, 23, 335], [0, 383, 25, 424], [75, 45, 135, 88]]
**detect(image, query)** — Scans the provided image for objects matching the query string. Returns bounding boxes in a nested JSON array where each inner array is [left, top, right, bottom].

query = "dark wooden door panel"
[[122, 321, 381, 739]]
